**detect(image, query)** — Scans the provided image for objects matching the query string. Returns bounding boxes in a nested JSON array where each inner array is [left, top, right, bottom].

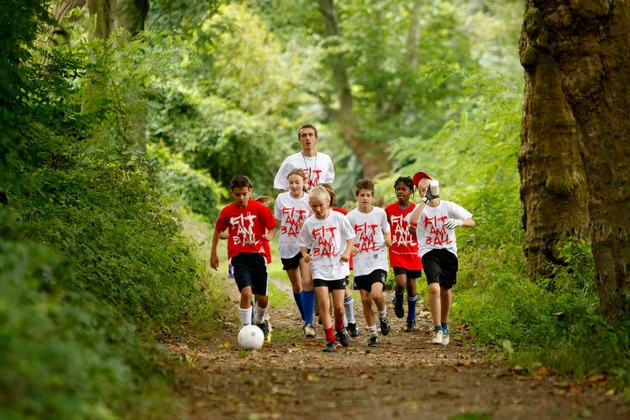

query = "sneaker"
[[303, 323, 316, 338], [323, 341, 337, 352], [256, 322, 271, 343], [347, 322, 360, 337], [379, 316, 391, 336], [335, 328, 351, 347], [432, 330, 443, 344], [441, 330, 450, 346], [367, 335, 379, 347], [405, 320, 416, 332], [393, 299, 404, 319]]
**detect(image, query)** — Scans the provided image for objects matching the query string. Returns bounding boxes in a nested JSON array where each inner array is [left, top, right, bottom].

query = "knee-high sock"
[[302, 290, 315, 325], [408, 294, 418, 321], [239, 307, 252, 326], [344, 295, 356, 326], [254, 302, 267, 325], [293, 291, 305, 321]]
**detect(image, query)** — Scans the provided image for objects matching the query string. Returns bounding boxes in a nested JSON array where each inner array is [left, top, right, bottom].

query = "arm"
[[300, 246, 312, 263], [264, 226, 277, 242], [408, 202, 426, 235], [210, 228, 223, 270], [341, 239, 354, 262], [384, 229, 392, 247]]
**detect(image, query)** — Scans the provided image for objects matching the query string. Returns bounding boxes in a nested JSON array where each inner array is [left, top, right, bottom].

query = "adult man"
[[273, 124, 335, 192]]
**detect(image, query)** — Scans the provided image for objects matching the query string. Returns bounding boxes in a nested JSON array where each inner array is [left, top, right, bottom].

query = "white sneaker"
[[303, 323, 316, 338], [441, 331, 450, 346], [432, 330, 443, 344]]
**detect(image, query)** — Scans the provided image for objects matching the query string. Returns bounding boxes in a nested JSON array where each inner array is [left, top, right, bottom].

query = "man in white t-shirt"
[[273, 124, 335, 192]]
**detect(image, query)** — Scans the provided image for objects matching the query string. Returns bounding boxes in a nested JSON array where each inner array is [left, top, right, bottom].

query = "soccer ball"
[[238, 325, 264, 350]]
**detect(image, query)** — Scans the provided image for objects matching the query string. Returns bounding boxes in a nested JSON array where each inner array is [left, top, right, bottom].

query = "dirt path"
[[165, 278, 629, 420]]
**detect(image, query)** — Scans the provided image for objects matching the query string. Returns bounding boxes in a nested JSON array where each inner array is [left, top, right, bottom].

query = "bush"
[[0, 231, 175, 419]]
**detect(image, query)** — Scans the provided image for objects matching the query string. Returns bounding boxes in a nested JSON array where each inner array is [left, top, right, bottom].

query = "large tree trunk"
[[317, 0, 391, 180], [520, 1, 630, 318]]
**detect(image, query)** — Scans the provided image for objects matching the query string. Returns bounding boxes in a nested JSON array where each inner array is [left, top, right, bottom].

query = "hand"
[[423, 188, 436, 202], [444, 218, 463, 229], [350, 246, 359, 256]]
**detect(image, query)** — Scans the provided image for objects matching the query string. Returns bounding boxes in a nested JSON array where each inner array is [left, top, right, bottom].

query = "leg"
[[316, 286, 332, 330], [393, 273, 406, 318], [332, 288, 351, 347], [359, 289, 374, 327], [344, 287, 359, 337], [405, 277, 418, 332], [440, 286, 452, 324], [428, 282, 444, 344], [238, 286, 254, 326], [300, 258, 315, 329], [286, 267, 305, 320], [372, 282, 390, 336]]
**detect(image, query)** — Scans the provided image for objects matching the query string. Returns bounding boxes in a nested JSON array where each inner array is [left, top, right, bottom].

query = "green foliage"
[[0, 223, 176, 419], [148, 144, 225, 222]]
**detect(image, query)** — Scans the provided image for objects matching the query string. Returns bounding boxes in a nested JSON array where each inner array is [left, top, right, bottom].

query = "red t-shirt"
[[215, 200, 277, 260], [384, 202, 423, 270]]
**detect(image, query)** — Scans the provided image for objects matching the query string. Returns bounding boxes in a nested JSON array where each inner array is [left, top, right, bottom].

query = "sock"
[[394, 291, 404, 305], [324, 327, 335, 342], [302, 290, 315, 325], [239, 307, 252, 326], [335, 318, 345, 331], [293, 291, 305, 321], [367, 324, 378, 337], [254, 302, 267, 325], [441, 322, 449, 334], [344, 295, 356, 324], [378, 309, 387, 320], [408, 295, 418, 321], [434, 325, 443, 332]]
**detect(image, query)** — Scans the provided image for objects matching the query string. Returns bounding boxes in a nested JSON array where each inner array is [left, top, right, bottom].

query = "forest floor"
[[163, 277, 630, 420]]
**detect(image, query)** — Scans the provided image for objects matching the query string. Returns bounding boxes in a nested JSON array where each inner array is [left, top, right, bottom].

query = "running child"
[[298, 186, 355, 352], [210, 175, 277, 343], [408, 171, 475, 346], [347, 179, 392, 347], [384, 176, 424, 332], [274, 168, 316, 337]]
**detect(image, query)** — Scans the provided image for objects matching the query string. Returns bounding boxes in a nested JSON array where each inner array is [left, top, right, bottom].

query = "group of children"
[[210, 124, 474, 352]]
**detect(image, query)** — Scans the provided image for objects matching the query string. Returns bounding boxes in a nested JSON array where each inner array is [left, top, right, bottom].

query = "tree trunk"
[[520, 1, 630, 318], [317, 0, 391, 180]]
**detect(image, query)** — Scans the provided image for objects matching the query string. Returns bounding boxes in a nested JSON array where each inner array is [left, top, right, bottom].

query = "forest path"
[[164, 276, 629, 420]]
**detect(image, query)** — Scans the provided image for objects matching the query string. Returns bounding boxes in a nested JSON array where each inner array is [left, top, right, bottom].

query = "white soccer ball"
[[238, 325, 264, 350]]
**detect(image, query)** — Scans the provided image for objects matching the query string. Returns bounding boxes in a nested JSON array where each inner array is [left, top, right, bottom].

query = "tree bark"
[[520, 1, 630, 318], [317, 0, 391, 180]]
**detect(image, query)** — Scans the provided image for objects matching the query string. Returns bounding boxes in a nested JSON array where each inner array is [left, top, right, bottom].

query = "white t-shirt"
[[346, 207, 391, 276], [297, 211, 355, 281], [412, 200, 473, 257], [273, 152, 335, 191], [273, 192, 311, 259]]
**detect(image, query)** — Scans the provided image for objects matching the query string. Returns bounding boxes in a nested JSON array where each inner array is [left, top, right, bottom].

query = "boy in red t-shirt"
[[210, 176, 277, 342], [385, 176, 424, 332]]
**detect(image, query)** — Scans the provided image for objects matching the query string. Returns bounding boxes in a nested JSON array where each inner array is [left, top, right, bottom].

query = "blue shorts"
[[313, 277, 348, 291], [353, 269, 387, 291], [231, 253, 268, 296], [421, 249, 458, 290]]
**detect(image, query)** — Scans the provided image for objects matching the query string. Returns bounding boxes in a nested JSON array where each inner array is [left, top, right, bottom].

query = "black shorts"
[[421, 249, 458, 290], [231, 253, 268, 296], [313, 277, 348, 291], [392, 267, 422, 279], [353, 269, 387, 291], [281, 252, 303, 271]]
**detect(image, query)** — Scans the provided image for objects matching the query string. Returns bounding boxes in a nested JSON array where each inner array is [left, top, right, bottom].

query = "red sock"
[[324, 327, 335, 342], [335, 318, 345, 331]]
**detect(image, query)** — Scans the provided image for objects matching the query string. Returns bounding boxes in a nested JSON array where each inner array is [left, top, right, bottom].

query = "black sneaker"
[[335, 328, 351, 347], [256, 322, 270, 343], [347, 322, 360, 337], [323, 341, 337, 352], [405, 320, 416, 332], [368, 335, 379, 347], [394, 300, 404, 319], [379, 316, 391, 336]]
